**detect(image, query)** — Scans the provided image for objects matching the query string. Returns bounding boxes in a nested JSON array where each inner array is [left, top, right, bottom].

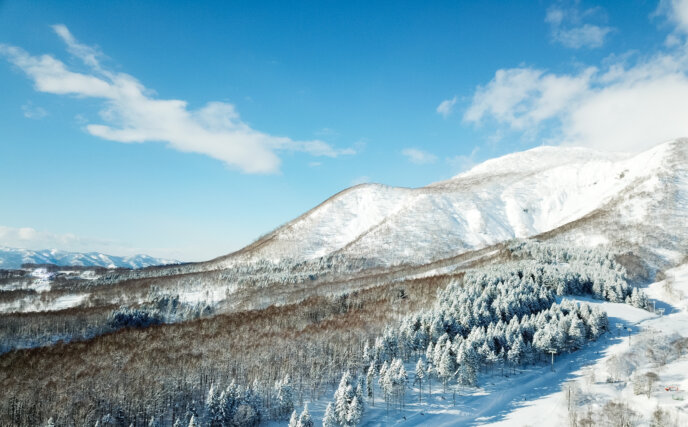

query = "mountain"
[[0, 246, 178, 270], [211, 139, 688, 272]]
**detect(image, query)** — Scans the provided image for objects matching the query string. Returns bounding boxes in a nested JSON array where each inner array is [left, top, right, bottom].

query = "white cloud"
[[657, 0, 688, 34], [546, 5, 612, 49], [554, 23, 612, 49], [462, 1, 688, 153], [0, 25, 353, 174], [0, 225, 111, 253], [464, 67, 595, 130], [436, 96, 457, 118], [0, 225, 192, 260], [401, 148, 438, 164], [21, 102, 48, 119]]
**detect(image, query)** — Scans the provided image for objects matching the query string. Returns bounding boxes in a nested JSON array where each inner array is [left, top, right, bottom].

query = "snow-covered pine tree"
[[507, 335, 524, 372], [415, 358, 425, 403], [366, 362, 375, 406], [568, 315, 586, 351], [437, 343, 456, 392], [276, 375, 295, 420], [299, 403, 314, 427], [323, 402, 337, 427], [288, 410, 299, 427], [347, 396, 363, 426], [335, 372, 354, 425]]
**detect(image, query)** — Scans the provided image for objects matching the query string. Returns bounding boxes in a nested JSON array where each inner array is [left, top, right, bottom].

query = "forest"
[[0, 241, 653, 426]]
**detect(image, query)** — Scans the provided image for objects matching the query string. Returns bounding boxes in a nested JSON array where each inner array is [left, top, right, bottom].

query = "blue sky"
[[1, 0, 687, 261]]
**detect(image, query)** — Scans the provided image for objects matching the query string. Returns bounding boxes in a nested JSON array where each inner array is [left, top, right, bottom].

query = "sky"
[[1, 0, 688, 261]]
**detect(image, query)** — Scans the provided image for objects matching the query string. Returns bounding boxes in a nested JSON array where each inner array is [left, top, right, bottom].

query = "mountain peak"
[[213, 139, 687, 269]]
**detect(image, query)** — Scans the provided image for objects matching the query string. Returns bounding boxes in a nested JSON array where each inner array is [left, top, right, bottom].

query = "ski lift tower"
[[658, 308, 665, 317], [547, 349, 557, 372]]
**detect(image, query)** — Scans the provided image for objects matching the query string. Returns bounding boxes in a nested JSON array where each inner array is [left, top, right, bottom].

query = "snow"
[[293, 263, 688, 426], [0, 246, 179, 269], [0, 292, 89, 313], [176, 285, 231, 305], [218, 139, 688, 268]]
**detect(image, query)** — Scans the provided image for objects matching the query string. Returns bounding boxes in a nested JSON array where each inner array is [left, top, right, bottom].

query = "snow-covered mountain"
[[0, 246, 178, 269], [213, 139, 688, 270]]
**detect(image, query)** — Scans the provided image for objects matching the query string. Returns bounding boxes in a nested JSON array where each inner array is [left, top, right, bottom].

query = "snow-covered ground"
[[282, 263, 688, 426], [0, 292, 90, 313]]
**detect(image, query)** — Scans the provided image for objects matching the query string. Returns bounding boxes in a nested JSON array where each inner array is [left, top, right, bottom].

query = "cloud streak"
[[436, 96, 457, 118], [545, 4, 612, 49], [21, 102, 48, 119], [0, 225, 189, 260], [0, 25, 353, 173]]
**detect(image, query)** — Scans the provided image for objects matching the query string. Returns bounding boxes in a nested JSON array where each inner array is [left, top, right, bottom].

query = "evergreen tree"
[[299, 404, 314, 427], [276, 375, 295, 420], [288, 410, 299, 427], [414, 358, 425, 403], [437, 343, 456, 392], [335, 372, 354, 425], [346, 396, 363, 426], [322, 402, 337, 427], [366, 362, 375, 406], [568, 315, 586, 351], [511, 335, 525, 363]]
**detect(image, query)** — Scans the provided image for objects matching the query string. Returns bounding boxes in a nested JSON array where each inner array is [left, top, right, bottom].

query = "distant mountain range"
[[0, 246, 178, 269]]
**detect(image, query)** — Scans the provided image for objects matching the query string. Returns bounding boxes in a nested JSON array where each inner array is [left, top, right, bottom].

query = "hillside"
[[209, 139, 687, 273]]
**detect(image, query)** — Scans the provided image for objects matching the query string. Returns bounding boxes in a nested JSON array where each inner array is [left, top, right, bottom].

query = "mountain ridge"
[[208, 138, 687, 271]]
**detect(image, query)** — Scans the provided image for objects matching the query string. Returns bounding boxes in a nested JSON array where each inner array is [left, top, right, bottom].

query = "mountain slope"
[[211, 139, 688, 270], [0, 246, 178, 269]]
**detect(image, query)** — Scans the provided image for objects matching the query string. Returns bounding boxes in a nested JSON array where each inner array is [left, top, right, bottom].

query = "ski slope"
[[277, 263, 688, 426]]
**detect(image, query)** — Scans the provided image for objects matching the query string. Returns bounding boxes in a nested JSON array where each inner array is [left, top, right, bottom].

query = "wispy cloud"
[[464, 67, 595, 131], [401, 148, 438, 164], [436, 96, 457, 118], [545, 4, 612, 49], [0, 225, 137, 256], [657, 0, 688, 32], [0, 25, 354, 174], [21, 102, 48, 119], [462, 1, 688, 153]]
